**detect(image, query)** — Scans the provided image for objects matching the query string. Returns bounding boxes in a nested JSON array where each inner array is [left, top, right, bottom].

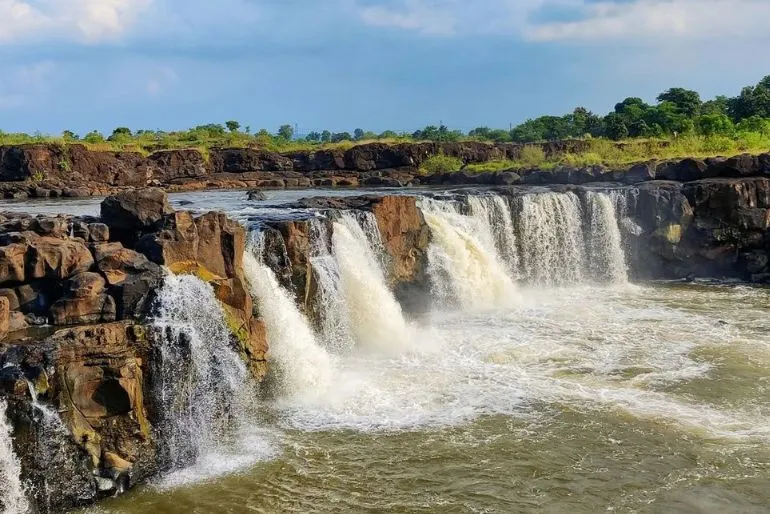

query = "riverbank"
[[1, 142, 769, 199]]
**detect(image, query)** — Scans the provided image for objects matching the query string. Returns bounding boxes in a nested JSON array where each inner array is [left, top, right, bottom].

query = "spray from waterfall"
[[418, 197, 518, 309], [244, 234, 334, 399], [0, 399, 29, 514], [151, 275, 254, 470]]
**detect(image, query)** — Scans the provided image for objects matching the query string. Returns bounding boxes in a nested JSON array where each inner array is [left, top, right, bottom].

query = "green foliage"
[[83, 130, 105, 144], [518, 146, 546, 168], [696, 114, 735, 136], [58, 159, 71, 172], [277, 124, 294, 140], [225, 120, 241, 133], [419, 152, 463, 175]]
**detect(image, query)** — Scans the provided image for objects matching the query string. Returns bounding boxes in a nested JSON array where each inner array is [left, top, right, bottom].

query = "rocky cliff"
[[0, 189, 267, 512], [3, 141, 769, 198]]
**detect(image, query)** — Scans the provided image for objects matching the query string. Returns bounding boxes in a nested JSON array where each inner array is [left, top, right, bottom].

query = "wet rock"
[[88, 223, 110, 242], [8, 311, 27, 332], [246, 189, 267, 201], [657, 158, 709, 182], [101, 188, 173, 230], [624, 161, 657, 184]]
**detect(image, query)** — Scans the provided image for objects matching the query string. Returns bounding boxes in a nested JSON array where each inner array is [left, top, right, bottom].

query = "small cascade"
[[308, 219, 354, 352], [330, 212, 410, 353], [517, 191, 587, 286], [585, 191, 628, 283], [0, 399, 28, 514], [418, 197, 518, 309], [243, 237, 333, 398], [515, 191, 628, 286], [151, 275, 253, 469], [467, 195, 520, 275]]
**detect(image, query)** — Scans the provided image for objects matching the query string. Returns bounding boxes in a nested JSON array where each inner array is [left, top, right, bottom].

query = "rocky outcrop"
[[0, 189, 269, 512], [5, 141, 769, 198]]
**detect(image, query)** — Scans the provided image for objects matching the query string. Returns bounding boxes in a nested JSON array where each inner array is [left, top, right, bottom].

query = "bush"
[[518, 145, 547, 168], [419, 153, 463, 175]]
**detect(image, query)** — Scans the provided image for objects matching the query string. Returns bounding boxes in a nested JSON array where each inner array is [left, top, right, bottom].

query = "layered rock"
[[0, 189, 269, 512], [4, 141, 769, 198]]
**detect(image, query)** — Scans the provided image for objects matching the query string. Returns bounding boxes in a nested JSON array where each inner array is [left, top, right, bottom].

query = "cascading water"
[[517, 192, 587, 286], [467, 195, 520, 276], [418, 197, 518, 309], [243, 235, 334, 399], [515, 191, 628, 286], [151, 275, 254, 471], [308, 219, 354, 352], [0, 399, 28, 514], [330, 212, 410, 353], [585, 191, 628, 283]]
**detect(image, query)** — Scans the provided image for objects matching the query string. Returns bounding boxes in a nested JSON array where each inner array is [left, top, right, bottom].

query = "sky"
[[1, 0, 770, 135]]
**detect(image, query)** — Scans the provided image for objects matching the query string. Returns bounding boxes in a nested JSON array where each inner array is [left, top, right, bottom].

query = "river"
[[7, 188, 770, 514]]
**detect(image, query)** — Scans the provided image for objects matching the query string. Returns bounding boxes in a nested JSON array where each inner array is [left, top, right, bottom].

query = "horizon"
[[1, 1, 769, 135]]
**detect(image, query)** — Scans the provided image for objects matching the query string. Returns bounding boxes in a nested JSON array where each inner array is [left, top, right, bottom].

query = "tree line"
[[14, 75, 770, 148]]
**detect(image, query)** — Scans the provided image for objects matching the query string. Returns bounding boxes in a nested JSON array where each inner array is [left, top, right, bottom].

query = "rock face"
[[0, 189, 269, 512], [4, 141, 769, 198], [101, 188, 173, 230]]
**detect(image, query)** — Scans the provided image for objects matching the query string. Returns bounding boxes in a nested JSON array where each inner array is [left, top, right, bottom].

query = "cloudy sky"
[[1, 0, 769, 135]]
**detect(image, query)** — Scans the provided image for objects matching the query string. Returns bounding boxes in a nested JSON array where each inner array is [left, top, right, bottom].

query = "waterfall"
[[0, 399, 28, 514], [309, 219, 354, 352], [151, 275, 253, 469], [516, 191, 628, 286], [517, 192, 587, 286], [330, 212, 410, 353], [586, 191, 628, 283], [243, 238, 333, 399], [467, 195, 519, 276], [418, 197, 518, 309]]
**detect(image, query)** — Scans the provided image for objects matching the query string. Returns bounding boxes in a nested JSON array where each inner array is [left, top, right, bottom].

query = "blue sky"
[[1, 0, 770, 135]]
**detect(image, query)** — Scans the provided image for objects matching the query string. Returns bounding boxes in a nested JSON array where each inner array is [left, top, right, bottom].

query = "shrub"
[[518, 145, 547, 168], [419, 152, 463, 175]]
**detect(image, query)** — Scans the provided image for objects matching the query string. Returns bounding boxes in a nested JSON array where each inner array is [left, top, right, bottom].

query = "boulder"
[[8, 311, 27, 332], [94, 243, 160, 286], [0, 288, 19, 311], [246, 189, 267, 201], [100, 188, 173, 230], [624, 161, 657, 184], [50, 294, 117, 325], [88, 223, 110, 242], [67, 272, 106, 298], [656, 158, 709, 182], [0, 296, 8, 340], [26, 236, 94, 281], [0, 242, 27, 285]]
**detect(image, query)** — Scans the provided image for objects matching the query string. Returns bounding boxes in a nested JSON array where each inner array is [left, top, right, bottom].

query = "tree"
[[696, 113, 735, 136], [83, 130, 106, 144], [305, 131, 321, 142], [727, 76, 770, 121], [657, 88, 702, 117], [737, 115, 770, 135], [353, 128, 365, 140], [331, 132, 352, 143], [244, 125, 251, 134], [62, 130, 79, 141], [278, 124, 294, 140], [225, 120, 240, 133], [603, 113, 629, 140], [378, 130, 398, 139], [320, 130, 332, 143], [108, 127, 132, 142], [701, 95, 729, 116]]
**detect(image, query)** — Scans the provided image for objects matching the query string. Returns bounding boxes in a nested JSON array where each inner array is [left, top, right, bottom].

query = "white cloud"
[[358, 0, 770, 43], [528, 0, 770, 42], [0, 0, 151, 44]]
